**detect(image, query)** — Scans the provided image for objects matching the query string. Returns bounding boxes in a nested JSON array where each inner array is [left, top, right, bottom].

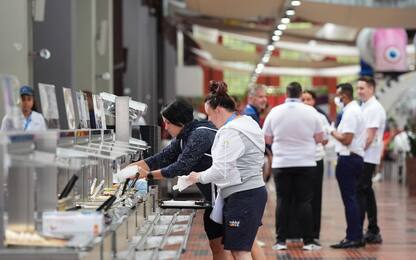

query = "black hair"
[[286, 82, 302, 98], [204, 80, 236, 112], [358, 76, 376, 89], [161, 99, 194, 127], [303, 90, 317, 100], [337, 83, 354, 100]]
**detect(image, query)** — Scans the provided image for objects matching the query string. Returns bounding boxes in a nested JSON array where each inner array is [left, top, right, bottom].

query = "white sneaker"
[[372, 173, 382, 182], [272, 243, 287, 250], [302, 243, 322, 250]]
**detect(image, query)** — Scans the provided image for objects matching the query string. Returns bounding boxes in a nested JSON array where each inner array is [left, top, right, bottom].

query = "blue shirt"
[[243, 104, 260, 124]]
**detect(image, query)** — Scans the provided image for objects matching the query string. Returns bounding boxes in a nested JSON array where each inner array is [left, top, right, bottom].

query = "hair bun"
[[208, 80, 228, 96]]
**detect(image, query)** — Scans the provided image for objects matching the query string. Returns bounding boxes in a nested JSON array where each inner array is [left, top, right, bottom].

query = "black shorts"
[[223, 186, 267, 251], [203, 207, 224, 240]]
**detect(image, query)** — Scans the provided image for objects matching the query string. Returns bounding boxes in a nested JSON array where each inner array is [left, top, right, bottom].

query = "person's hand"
[[116, 165, 139, 181], [123, 163, 137, 179], [187, 171, 201, 184], [127, 162, 136, 167], [126, 160, 151, 179], [135, 167, 148, 179], [327, 122, 336, 135]]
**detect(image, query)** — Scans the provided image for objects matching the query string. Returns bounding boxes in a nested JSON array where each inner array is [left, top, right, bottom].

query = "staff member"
[[244, 84, 272, 183], [330, 83, 366, 249], [188, 80, 267, 260], [357, 76, 386, 244], [1, 85, 47, 131], [243, 84, 268, 124], [301, 90, 329, 243], [263, 82, 323, 251], [127, 99, 227, 259]]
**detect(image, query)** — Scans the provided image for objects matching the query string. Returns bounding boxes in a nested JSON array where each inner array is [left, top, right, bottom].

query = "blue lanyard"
[[24, 113, 32, 130], [225, 113, 237, 125]]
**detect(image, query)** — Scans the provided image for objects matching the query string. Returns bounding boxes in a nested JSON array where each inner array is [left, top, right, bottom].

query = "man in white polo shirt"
[[330, 83, 366, 249], [263, 82, 324, 251], [357, 76, 386, 244]]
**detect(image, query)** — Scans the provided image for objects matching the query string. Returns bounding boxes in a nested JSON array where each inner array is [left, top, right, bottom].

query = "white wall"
[[0, 0, 31, 119]]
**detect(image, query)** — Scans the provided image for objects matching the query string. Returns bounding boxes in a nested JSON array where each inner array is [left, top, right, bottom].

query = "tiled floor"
[[182, 176, 416, 260]]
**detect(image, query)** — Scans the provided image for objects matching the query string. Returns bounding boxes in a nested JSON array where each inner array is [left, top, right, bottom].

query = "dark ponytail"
[[204, 80, 236, 112]]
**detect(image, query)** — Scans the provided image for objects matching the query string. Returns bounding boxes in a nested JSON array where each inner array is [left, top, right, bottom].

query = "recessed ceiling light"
[[272, 35, 280, 41], [277, 24, 287, 30], [274, 30, 283, 36], [291, 0, 301, 7], [286, 9, 295, 16], [262, 56, 270, 63]]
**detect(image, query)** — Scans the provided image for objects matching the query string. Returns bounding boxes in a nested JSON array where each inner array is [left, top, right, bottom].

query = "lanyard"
[[24, 113, 32, 130], [224, 113, 237, 125], [285, 98, 301, 103]]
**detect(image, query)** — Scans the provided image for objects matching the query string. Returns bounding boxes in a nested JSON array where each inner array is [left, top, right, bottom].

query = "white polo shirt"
[[361, 96, 386, 164], [336, 100, 366, 157], [263, 98, 323, 168]]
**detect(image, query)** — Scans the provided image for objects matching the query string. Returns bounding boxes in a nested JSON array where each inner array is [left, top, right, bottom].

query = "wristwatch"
[[146, 171, 154, 180]]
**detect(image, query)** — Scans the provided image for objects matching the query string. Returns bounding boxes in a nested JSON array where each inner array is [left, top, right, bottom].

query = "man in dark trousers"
[[357, 76, 386, 244], [330, 83, 366, 248], [263, 82, 324, 251]]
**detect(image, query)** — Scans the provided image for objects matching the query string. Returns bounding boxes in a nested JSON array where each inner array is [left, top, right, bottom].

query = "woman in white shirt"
[[188, 80, 267, 260], [302, 90, 329, 243], [1, 86, 47, 131]]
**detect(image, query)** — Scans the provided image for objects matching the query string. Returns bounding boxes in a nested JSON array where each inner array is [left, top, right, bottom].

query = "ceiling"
[[169, 0, 416, 76]]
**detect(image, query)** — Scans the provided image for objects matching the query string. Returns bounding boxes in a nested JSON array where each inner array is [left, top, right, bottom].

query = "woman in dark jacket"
[[129, 99, 226, 259]]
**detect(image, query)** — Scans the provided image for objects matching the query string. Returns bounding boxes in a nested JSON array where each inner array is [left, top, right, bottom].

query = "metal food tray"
[[158, 200, 211, 209]]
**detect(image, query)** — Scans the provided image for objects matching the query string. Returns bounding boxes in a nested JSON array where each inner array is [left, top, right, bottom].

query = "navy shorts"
[[223, 186, 267, 251], [203, 207, 224, 240]]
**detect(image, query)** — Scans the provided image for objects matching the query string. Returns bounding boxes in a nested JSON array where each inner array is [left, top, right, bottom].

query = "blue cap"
[[20, 85, 34, 96]]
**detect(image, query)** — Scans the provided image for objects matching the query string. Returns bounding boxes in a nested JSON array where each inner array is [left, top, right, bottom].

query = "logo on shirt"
[[228, 220, 240, 228]]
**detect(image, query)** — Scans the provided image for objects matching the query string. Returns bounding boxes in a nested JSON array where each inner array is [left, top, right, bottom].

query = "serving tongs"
[[57, 174, 79, 211]]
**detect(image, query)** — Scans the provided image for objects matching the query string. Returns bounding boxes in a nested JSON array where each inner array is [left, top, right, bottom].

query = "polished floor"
[[182, 174, 416, 260]]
